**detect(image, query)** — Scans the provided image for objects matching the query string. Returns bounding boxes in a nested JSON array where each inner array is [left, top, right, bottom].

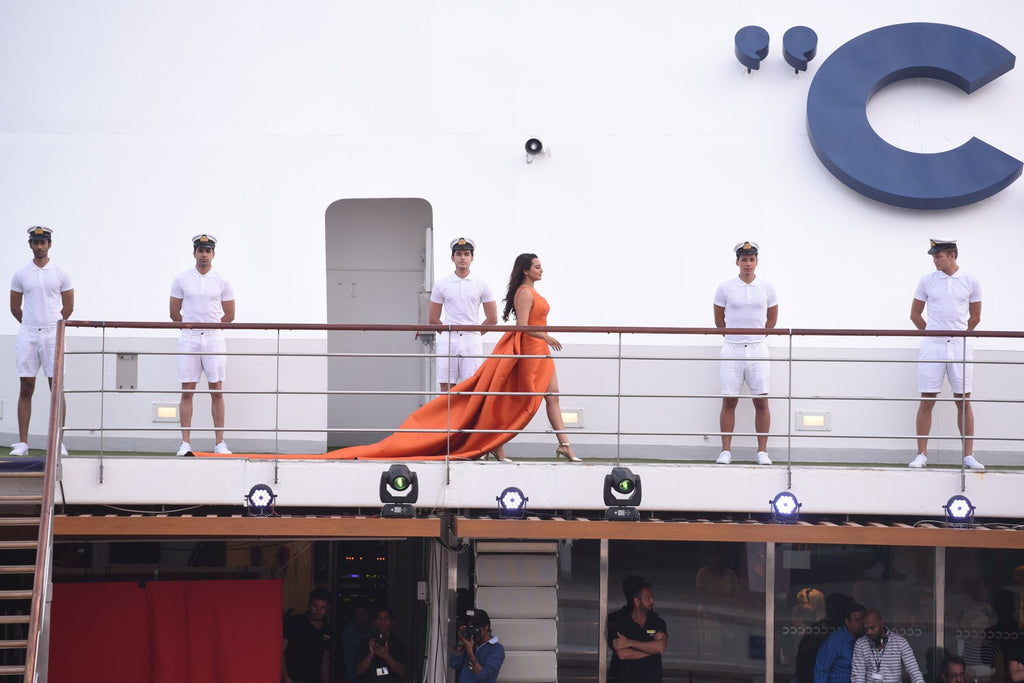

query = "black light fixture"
[[245, 484, 276, 517], [525, 138, 545, 163], [379, 464, 419, 518], [497, 486, 528, 519], [944, 494, 975, 527], [604, 467, 642, 521], [770, 491, 801, 524]]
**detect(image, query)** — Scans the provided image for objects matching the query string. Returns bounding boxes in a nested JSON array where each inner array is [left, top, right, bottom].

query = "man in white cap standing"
[[9, 226, 74, 456], [169, 234, 235, 456], [713, 241, 777, 465], [909, 239, 983, 469], [429, 238, 497, 392]]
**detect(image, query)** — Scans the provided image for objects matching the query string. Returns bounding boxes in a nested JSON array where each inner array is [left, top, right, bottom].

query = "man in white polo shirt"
[[169, 234, 235, 456], [908, 239, 983, 470], [429, 237, 497, 392], [713, 241, 778, 465], [9, 226, 74, 456]]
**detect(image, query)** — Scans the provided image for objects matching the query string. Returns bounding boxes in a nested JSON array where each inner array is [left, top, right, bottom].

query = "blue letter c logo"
[[807, 23, 1022, 210]]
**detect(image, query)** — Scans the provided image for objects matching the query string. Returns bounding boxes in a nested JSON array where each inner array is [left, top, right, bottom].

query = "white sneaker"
[[9, 442, 29, 456], [963, 455, 985, 470], [908, 453, 928, 468], [175, 441, 192, 457], [214, 442, 232, 455], [60, 443, 68, 456], [756, 451, 773, 465], [716, 450, 732, 464]]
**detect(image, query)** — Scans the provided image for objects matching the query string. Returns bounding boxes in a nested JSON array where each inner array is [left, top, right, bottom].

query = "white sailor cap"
[[450, 237, 475, 253], [734, 240, 759, 256], [927, 238, 957, 255], [192, 233, 218, 248], [27, 226, 53, 241]]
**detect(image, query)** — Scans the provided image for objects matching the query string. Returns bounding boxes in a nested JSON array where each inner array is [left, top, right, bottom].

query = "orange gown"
[[196, 288, 555, 460]]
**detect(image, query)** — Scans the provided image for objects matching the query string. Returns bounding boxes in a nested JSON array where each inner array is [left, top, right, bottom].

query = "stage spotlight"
[[497, 486, 528, 519], [379, 464, 419, 518], [604, 467, 642, 521], [244, 484, 276, 517], [770, 491, 801, 524], [944, 494, 975, 527]]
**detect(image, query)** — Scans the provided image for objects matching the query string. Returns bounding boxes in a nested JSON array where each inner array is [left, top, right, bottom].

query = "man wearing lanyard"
[[850, 610, 924, 683]]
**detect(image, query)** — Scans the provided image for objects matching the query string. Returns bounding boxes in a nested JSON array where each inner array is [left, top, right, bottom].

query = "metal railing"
[[47, 321, 1024, 469], [24, 320, 1024, 678]]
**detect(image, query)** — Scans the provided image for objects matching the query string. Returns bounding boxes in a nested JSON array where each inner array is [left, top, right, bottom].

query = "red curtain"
[[50, 579, 282, 683]]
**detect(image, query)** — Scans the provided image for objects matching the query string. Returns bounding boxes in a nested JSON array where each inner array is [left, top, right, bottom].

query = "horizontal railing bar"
[[57, 426, 1006, 442], [57, 388, 1011, 405], [62, 349, 1024, 368], [61, 319, 1024, 339]]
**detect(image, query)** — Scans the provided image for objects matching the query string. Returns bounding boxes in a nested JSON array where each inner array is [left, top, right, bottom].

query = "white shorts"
[[436, 331, 484, 386], [918, 337, 973, 394], [720, 341, 770, 395], [16, 325, 57, 378], [177, 330, 227, 384]]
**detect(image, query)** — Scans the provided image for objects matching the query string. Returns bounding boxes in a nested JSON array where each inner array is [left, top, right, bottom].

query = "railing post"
[[615, 332, 623, 465], [786, 331, 793, 490], [274, 328, 281, 484]]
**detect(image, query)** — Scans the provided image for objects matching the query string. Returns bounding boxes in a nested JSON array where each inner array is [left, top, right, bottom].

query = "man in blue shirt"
[[814, 602, 866, 683], [450, 609, 505, 682]]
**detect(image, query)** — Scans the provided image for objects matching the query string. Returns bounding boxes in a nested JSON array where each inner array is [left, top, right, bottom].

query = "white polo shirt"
[[913, 270, 981, 330], [11, 261, 73, 327], [430, 272, 495, 327], [714, 276, 778, 343], [170, 267, 235, 323]]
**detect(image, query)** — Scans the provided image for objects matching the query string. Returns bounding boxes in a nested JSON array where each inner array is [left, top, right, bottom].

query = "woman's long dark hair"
[[502, 253, 538, 321]]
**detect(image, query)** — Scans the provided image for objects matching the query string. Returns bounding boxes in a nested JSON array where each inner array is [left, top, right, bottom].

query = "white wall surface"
[[2, 1, 1023, 455]]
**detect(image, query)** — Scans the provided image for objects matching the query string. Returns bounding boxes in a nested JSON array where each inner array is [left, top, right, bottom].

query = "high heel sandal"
[[489, 450, 511, 462], [555, 443, 582, 462]]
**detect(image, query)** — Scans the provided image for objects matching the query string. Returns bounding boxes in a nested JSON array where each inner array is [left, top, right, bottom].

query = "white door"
[[325, 198, 432, 448]]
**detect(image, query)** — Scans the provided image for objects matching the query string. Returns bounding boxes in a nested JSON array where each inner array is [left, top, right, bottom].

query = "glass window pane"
[[557, 539, 601, 682], [774, 544, 935, 683], [944, 548, 1024, 683], [608, 540, 767, 682]]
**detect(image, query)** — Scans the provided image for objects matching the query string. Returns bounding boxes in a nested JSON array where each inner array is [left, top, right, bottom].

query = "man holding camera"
[[355, 606, 407, 682], [450, 609, 505, 682]]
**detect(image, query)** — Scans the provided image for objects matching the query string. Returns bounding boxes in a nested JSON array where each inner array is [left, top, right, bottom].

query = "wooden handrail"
[[24, 320, 65, 682]]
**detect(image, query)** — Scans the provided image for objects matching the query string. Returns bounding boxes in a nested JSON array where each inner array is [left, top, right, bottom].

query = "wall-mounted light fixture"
[[152, 403, 179, 422], [525, 138, 549, 163]]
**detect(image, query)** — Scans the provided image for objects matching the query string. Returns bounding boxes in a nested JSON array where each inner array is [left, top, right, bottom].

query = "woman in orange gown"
[[332, 252, 580, 461], [487, 253, 580, 462], [196, 253, 580, 461]]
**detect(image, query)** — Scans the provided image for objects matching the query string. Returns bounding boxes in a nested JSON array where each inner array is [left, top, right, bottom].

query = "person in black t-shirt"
[[282, 587, 332, 683], [355, 606, 408, 682], [1005, 638, 1024, 682], [607, 576, 668, 683]]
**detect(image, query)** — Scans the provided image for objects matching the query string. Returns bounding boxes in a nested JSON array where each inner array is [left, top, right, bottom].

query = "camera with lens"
[[458, 624, 481, 642], [374, 631, 387, 646]]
